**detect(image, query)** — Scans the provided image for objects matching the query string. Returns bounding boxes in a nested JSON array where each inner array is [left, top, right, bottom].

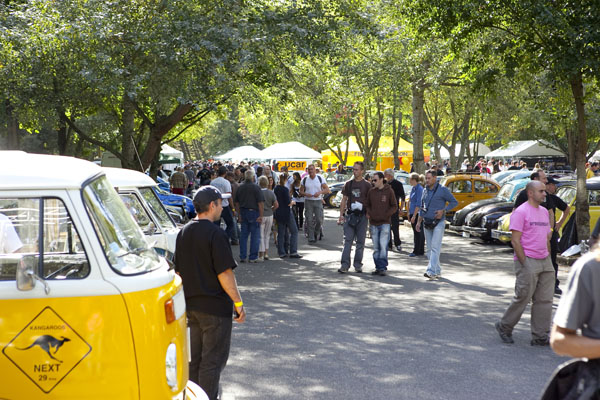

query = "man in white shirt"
[[300, 165, 330, 243]]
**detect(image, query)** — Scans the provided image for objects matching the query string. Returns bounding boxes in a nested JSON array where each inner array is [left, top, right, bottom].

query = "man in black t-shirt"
[[175, 186, 246, 400]]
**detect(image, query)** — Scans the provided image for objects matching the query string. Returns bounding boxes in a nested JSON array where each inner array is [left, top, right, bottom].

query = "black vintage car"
[[449, 178, 529, 232], [462, 202, 515, 241]]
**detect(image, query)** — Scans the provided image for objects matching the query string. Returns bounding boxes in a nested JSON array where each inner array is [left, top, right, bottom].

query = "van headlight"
[[166, 343, 178, 390]]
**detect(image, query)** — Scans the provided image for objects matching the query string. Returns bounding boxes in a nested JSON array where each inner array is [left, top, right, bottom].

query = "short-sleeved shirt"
[[509, 201, 550, 259], [419, 183, 458, 220], [342, 179, 372, 213], [554, 253, 600, 339], [0, 214, 22, 253], [302, 175, 325, 201], [261, 189, 276, 217], [210, 176, 232, 207], [234, 181, 265, 210], [174, 219, 237, 317]]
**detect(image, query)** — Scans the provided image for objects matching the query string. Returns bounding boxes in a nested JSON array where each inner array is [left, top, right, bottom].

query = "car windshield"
[[497, 183, 513, 201], [139, 187, 176, 229], [83, 176, 160, 275], [557, 186, 576, 205]]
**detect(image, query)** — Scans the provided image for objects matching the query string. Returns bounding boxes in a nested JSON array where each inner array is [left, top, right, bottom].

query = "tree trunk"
[[411, 83, 426, 174], [391, 96, 402, 170], [140, 103, 193, 170], [571, 72, 590, 241], [120, 97, 138, 170], [56, 118, 69, 155], [566, 127, 576, 168]]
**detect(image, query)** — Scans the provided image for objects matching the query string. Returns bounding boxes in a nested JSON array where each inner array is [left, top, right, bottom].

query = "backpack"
[[301, 175, 323, 187]]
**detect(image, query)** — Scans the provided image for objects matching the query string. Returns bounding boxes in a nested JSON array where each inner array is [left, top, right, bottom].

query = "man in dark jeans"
[[234, 169, 264, 262], [175, 186, 246, 400], [384, 169, 406, 252]]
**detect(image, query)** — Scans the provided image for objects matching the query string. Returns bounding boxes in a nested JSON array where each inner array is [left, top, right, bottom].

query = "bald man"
[[495, 181, 554, 346]]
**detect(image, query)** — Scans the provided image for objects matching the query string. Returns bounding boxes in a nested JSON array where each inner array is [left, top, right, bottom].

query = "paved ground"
[[220, 209, 569, 400]]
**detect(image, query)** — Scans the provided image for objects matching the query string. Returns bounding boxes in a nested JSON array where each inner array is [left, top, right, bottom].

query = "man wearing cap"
[[234, 169, 264, 262], [174, 186, 246, 400]]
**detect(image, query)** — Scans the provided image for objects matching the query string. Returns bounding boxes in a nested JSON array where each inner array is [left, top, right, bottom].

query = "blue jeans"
[[277, 213, 299, 256], [370, 224, 390, 271], [423, 220, 445, 275], [240, 209, 261, 261]]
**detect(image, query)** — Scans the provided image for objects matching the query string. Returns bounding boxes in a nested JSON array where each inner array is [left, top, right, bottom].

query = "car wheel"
[[327, 192, 338, 208]]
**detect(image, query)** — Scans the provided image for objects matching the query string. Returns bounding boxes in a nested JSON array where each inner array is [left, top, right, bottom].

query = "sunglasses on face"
[[372, 179, 379, 183]]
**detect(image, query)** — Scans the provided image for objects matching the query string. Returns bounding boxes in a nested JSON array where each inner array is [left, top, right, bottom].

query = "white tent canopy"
[[214, 145, 263, 160], [161, 144, 184, 160], [259, 141, 322, 160], [485, 140, 564, 159], [437, 143, 491, 159]]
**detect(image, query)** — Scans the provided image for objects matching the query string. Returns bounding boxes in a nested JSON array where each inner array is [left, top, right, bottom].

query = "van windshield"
[[139, 187, 176, 230], [83, 176, 160, 275]]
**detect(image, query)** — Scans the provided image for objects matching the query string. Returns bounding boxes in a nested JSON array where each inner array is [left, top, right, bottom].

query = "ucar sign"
[[277, 160, 307, 171]]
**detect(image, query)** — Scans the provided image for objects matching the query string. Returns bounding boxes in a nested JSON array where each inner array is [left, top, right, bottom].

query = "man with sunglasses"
[[365, 171, 398, 276]]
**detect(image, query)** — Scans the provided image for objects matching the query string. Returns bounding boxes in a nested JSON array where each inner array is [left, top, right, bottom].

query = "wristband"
[[234, 301, 243, 308]]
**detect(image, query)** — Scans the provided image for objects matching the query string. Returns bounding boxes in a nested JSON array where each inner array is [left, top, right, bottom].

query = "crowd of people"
[[171, 157, 600, 400]]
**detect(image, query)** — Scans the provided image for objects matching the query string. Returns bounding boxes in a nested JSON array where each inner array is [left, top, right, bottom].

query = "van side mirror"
[[16, 255, 50, 295]]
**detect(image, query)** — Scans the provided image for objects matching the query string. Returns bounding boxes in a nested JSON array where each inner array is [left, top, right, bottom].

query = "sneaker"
[[408, 253, 417, 257], [240, 259, 247, 263], [354, 268, 363, 273], [371, 270, 386, 276], [531, 337, 550, 346], [279, 254, 288, 259], [249, 259, 258, 263], [495, 322, 514, 344], [423, 272, 434, 279], [338, 267, 349, 274], [554, 286, 562, 295], [396, 245, 402, 252], [257, 256, 264, 262], [289, 254, 303, 259], [264, 255, 269, 260]]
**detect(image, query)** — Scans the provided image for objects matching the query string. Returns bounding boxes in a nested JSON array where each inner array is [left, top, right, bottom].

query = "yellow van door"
[[0, 196, 138, 400]]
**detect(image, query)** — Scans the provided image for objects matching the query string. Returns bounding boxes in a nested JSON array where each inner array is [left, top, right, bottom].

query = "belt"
[[241, 208, 257, 211]]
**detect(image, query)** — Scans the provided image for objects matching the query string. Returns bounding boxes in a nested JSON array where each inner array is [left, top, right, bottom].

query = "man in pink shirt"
[[495, 181, 554, 346]]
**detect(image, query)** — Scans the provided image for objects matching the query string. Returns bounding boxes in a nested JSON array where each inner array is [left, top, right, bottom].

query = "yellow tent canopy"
[[321, 137, 430, 172]]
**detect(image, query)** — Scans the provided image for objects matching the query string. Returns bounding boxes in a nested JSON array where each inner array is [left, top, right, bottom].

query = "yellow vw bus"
[[0, 152, 203, 399]]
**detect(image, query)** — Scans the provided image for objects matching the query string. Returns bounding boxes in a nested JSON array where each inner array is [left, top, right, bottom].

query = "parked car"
[[462, 201, 515, 241], [491, 170, 519, 184], [449, 178, 530, 232], [156, 175, 171, 191], [325, 181, 345, 207], [497, 170, 531, 187], [438, 173, 500, 217], [153, 186, 195, 219], [492, 177, 597, 244]]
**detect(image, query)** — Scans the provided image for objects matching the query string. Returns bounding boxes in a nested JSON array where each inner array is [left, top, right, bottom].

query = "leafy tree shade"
[[404, 0, 600, 238]]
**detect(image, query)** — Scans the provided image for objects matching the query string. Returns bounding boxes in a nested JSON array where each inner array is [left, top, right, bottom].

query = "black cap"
[[546, 177, 559, 185], [193, 185, 231, 209]]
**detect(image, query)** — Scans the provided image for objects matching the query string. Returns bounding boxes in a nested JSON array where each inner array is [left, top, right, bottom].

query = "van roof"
[[102, 167, 157, 189], [0, 151, 103, 190]]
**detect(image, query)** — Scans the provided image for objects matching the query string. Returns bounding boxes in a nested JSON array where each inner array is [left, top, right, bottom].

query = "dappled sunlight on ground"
[[221, 210, 568, 399]]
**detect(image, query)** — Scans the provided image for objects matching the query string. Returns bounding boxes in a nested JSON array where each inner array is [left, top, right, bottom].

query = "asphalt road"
[[220, 209, 569, 400]]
